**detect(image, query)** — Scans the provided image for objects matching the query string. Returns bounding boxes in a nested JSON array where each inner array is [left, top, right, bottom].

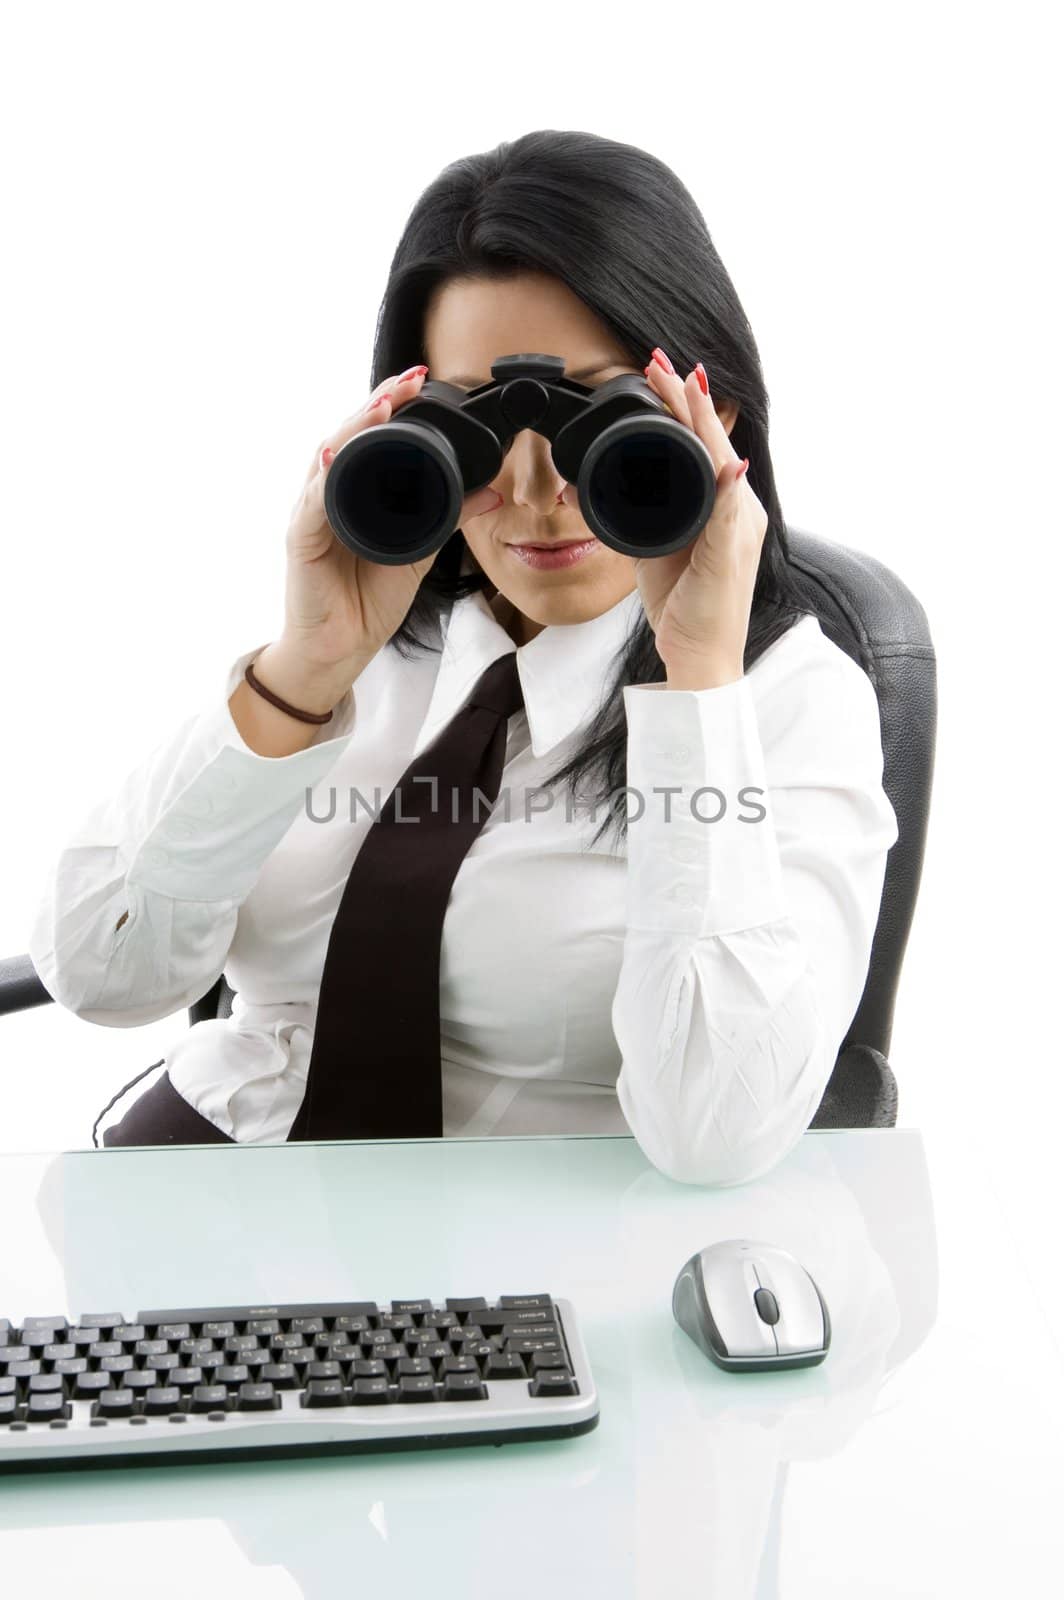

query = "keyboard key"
[[245, 1319, 282, 1338], [445, 1298, 488, 1317], [439, 1356, 480, 1378], [350, 1378, 392, 1405], [225, 1335, 261, 1357], [19, 1316, 70, 1337], [289, 1318, 325, 1338], [70, 1328, 106, 1349], [170, 1368, 205, 1392], [76, 1314, 125, 1332], [350, 1358, 389, 1381], [27, 1392, 71, 1422], [442, 1373, 487, 1402], [477, 1304, 555, 1334], [332, 1315, 373, 1336], [135, 1339, 171, 1360], [305, 1360, 343, 1383], [155, 1323, 192, 1343], [93, 1389, 135, 1419], [72, 1372, 112, 1400], [260, 1363, 298, 1390], [145, 1353, 181, 1374], [54, 1358, 89, 1377], [88, 1340, 123, 1361], [301, 1379, 346, 1408], [188, 1385, 230, 1414], [7, 1360, 40, 1382], [27, 1373, 65, 1395], [215, 1364, 251, 1388], [398, 1375, 437, 1402], [96, 1354, 133, 1377], [484, 1353, 528, 1380], [124, 1371, 159, 1392], [43, 1342, 78, 1364], [111, 1325, 147, 1345], [142, 1386, 182, 1415], [530, 1350, 571, 1372], [505, 1337, 561, 1357], [236, 1382, 281, 1412], [396, 1357, 434, 1380], [529, 1371, 578, 1398]]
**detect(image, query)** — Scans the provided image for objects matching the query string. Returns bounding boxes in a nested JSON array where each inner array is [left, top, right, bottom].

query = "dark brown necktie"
[[287, 648, 525, 1142]]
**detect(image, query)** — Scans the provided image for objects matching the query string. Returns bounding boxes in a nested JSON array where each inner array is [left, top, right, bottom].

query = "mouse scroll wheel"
[[753, 1287, 780, 1325]]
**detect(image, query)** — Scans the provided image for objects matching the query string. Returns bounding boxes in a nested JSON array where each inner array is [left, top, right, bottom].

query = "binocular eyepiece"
[[323, 353, 718, 565]]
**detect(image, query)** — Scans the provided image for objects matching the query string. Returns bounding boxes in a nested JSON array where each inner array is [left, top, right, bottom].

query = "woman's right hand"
[[277, 366, 502, 690]]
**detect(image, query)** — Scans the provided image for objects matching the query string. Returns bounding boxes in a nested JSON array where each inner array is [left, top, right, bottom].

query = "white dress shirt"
[[28, 582, 898, 1185]]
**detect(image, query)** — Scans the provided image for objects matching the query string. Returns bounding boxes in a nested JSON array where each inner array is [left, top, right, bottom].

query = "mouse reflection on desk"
[[673, 1239, 831, 1372]]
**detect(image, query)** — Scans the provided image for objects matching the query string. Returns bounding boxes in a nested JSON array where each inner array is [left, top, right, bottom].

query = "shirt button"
[[213, 772, 239, 792], [144, 847, 169, 867], [669, 883, 694, 904], [162, 818, 195, 840]]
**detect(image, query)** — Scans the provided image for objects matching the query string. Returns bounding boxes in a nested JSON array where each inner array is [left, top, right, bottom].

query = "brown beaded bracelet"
[[244, 658, 334, 724]]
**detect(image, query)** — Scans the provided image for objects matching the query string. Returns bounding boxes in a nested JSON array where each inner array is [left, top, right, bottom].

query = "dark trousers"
[[99, 1064, 238, 1146]]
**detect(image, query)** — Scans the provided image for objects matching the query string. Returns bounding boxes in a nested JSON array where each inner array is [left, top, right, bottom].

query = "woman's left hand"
[[624, 352, 768, 688]]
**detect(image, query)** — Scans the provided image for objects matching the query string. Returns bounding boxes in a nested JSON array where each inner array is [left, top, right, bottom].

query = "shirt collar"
[[411, 581, 646, 762]]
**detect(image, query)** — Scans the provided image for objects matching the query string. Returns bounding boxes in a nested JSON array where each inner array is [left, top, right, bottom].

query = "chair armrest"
[[0, 954, 54, 1016], [810, 1044, 899, 1130]]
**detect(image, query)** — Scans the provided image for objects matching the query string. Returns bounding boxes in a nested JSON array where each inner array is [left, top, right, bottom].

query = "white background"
[[1, 3, 1061, 1347]]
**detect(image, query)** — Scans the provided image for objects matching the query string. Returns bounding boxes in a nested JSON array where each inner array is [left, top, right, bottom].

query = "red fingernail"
[[320, 447, 335, 469], [735, 458, 750, 481], [694, 363, 709, 397], [651, 347, 675, 374]]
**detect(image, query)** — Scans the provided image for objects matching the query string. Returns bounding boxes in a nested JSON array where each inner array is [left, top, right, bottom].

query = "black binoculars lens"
[[587, 434, 707, 554], [333, 439, 452, 561]]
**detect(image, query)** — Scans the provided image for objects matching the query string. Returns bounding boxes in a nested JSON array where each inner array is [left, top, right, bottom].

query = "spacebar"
[[135, 1301, 380, 1324]]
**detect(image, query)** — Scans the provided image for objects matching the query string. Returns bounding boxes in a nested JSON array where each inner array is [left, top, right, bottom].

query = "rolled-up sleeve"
[[612, 640, 899, 1187], [27, 643, 357, 1027]]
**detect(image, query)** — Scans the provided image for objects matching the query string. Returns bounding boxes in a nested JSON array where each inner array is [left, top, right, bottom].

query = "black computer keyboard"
[[0, 1294, 598, 1473]]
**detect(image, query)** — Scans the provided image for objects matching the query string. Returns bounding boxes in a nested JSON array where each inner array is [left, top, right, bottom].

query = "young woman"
[[28, 129, 898, 1185]]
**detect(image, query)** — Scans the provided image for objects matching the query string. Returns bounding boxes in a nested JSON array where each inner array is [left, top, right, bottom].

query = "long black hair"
[[369, 128, 841, 849]]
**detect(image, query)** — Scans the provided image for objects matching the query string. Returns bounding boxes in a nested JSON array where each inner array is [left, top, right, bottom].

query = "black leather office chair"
[[0, 526, 937, 1130]]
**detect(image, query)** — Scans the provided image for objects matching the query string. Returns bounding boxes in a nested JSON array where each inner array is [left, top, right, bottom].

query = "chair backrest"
[[784, 525, 937, 1062]]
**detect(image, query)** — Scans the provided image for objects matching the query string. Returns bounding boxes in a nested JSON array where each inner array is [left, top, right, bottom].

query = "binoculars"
[[323, 353, 718, 565]]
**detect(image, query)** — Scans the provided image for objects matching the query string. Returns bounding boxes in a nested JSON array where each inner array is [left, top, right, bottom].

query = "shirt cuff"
[[125, 642, 357, 902], [621, 678, 786, 936]]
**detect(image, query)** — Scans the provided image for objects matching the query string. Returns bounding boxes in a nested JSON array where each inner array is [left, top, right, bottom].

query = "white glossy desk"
[[0, 1124, 1060, 1597]]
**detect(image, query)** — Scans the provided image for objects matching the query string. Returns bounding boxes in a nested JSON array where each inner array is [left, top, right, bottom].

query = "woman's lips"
[[506, 538, 601, 571]]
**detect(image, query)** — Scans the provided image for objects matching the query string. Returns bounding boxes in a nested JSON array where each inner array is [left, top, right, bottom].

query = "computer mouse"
[[672, 1238, 831, 1371]]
